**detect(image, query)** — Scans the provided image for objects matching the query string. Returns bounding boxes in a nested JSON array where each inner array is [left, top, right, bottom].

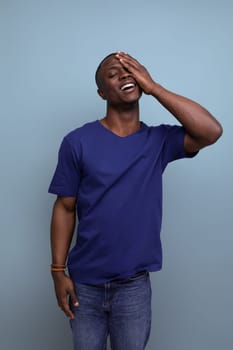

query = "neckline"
[[96, 119, 146, 139]]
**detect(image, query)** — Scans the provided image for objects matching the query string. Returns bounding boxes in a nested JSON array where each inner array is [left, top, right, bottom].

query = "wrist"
[[51, 269, 67, 281], [51, 263, 66, 271], [50, 263, 67, 278], [150, 82, 164, 99], [141, 80, 156, 95]]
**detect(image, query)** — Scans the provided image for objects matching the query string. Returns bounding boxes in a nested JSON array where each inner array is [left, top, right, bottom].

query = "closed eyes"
[[108, 71, 118, 78]]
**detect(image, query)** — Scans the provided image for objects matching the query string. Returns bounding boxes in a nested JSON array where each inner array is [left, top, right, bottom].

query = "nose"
[[119, 67, 130, 80]]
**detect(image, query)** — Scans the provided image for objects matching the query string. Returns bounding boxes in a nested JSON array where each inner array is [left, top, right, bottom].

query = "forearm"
[[50, 197, 76, 266], [150, 82, 223, 145], [50, 197, 78, 319]]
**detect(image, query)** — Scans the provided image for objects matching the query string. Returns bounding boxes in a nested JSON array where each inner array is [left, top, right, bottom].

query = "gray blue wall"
[[1, 0, 232, 349]]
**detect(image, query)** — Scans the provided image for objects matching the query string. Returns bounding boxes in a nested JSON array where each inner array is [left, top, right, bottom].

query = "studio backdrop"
[[0, 1, 232, 349]]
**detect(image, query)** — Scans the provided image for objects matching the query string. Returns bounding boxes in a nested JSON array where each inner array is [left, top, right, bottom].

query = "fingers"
[[58, 292, 79, 319], [116, 51, 139, 64], [115, 51, 140, 72], [58, 295, 75, 319], [56, 286, 79, 319], [115, 51, 155, 94], [69, 288, 79, 308]]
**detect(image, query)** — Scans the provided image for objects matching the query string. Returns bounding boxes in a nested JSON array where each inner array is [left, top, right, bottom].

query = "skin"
[[50, 52, 223, 319], [51, 196, 78, 319]]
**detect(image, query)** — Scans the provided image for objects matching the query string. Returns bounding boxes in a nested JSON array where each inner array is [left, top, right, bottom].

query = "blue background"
[[1, 0, 232, 349]]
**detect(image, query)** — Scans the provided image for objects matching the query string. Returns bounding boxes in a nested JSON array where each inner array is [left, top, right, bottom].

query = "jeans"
[[70, 271, 152, 350]]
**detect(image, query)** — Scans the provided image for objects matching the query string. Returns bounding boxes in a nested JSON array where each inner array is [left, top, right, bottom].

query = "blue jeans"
[[70, 271, 152, 350]]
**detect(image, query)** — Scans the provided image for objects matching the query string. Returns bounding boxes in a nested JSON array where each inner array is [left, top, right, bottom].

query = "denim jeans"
[[70, 271, 152, 350]]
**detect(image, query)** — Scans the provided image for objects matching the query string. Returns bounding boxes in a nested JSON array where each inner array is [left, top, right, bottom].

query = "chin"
[[128, 93, 142, 103]]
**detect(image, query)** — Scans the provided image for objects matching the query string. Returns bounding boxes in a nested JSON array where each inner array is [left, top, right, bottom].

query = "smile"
[[120, 83, 136, 91]]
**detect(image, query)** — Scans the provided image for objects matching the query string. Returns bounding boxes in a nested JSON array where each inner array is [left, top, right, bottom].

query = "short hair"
[[95, 52, 116, 88]]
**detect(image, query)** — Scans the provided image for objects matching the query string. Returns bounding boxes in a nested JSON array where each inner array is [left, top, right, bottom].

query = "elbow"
[[205, 122, 223, 146], [210, 123, 223, 144]]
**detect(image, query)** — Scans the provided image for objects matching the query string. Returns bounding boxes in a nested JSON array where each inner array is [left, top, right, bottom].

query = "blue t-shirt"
[[48, 120, 197, 284]]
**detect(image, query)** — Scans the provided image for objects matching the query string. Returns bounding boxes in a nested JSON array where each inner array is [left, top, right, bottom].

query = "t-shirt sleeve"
[[161, 125, 198, 171], [48, 137, 81, 197]]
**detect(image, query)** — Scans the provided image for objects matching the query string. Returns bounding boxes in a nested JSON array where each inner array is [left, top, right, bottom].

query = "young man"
[[48, 52, 222, 350]]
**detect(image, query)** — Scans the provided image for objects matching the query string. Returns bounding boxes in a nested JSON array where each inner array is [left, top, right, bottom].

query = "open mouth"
[[120, 83, 136, 91]]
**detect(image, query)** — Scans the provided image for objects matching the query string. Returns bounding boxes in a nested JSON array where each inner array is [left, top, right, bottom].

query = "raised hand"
[[115, 52, 156, 95]]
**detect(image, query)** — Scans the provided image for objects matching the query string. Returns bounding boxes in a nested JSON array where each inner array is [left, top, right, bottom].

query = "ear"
[[97, 88, 107, 100]]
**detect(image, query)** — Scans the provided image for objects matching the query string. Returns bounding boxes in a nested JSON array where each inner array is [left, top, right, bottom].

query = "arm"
[[50, 196, 79, 319], [115, 52, 223, 152], [147, 83, 223, 153]]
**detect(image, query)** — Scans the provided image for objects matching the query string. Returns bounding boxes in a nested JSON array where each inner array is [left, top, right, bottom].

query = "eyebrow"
[[106, 64, 122, 72]]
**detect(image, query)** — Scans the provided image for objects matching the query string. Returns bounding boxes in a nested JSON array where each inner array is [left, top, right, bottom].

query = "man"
[[48, 51, 222, 350]]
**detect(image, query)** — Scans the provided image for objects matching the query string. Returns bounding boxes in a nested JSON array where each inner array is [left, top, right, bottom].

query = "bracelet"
[[51, 267, 66, 272], [50, 263, 67, 272], [51, 263, 66, 268]]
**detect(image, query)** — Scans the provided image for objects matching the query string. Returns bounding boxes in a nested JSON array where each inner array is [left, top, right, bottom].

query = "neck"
[[101, 102, 140, 137]]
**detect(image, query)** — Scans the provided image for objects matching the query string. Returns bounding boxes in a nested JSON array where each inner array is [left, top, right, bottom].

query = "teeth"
[[121, 83, 135, 91]]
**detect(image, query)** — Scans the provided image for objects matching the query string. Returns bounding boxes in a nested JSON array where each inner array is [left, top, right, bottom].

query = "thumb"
[[69, 287, 79, 307]]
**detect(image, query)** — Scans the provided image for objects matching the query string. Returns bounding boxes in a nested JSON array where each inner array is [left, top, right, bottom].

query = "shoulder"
[[64, 120, 98, 145], [146, 123, 183, 138], [149, 123, 181, 132]]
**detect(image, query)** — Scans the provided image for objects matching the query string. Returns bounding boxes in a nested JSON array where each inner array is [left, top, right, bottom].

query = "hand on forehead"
[[101, 52, 139, 75]]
